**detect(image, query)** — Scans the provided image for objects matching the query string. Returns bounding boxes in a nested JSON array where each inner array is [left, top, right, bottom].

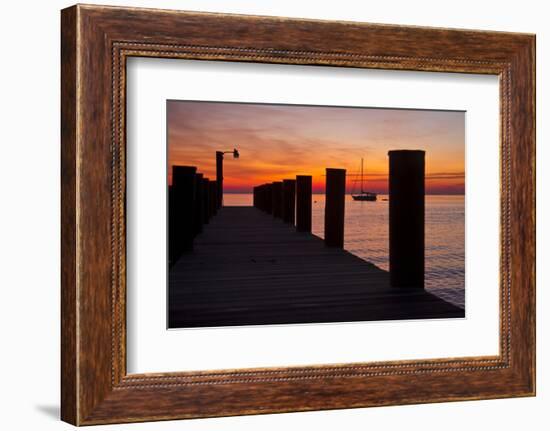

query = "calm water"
[[223, 194, 465, 309]]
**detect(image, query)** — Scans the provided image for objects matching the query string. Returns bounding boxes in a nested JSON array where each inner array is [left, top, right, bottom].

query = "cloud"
[[167, 101, 464, 194]]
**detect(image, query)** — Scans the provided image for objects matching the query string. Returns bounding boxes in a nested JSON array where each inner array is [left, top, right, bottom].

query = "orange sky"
[[168, 101, 465, 194]]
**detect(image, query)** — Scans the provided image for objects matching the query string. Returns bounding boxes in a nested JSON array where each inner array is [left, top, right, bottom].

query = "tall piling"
[[209, 181, 218, 217], [202, 178, 210, 224], [170, 165, 197, 264], [266, 184, 273, 214], [282, 179, 296, 224], [324, 168, 346, 248], [216, 151, 223, 209], [168, 185, 175, 264], [253, 186, 258, 208], [193, 173, 204, 235], [254, 184, 272, 214], [271, 181, 283, 219], [388, 150, 425, 288], [296, 175, 312, 232], [260, 183, 273, 214]]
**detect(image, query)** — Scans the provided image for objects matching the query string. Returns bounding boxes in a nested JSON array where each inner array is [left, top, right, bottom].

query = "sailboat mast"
[[361, 158, 364, 193]]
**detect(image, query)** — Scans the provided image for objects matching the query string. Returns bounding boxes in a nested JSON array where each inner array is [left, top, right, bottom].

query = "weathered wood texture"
[[60, 6, 78, 425], [169, 207, 462, 328], [61, 4, 535, 425]]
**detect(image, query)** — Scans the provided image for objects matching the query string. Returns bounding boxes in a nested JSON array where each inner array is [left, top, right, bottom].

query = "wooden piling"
[[216, 151, 223, 209], [168, 185, 175, 264], [296, 175, 312, 232], [271, 181, 283, 218], [193, 173, 204, 235], [256, 183, 273, 214], [202, 178, 210, 224], [170, 165, 197, 263], [260, 185, 265, 211], [264, 183, 273, 214], [282, 179, 296, 224], [324, 168, 346, 248], [388, 150, 425, 288], [209, 182, 218, 217]]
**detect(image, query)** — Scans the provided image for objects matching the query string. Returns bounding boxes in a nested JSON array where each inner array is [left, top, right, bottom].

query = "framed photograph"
[[61, 4, 535, 425]]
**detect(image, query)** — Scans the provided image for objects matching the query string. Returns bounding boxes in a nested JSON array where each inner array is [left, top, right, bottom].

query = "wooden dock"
[[169, 206, 464, 328]]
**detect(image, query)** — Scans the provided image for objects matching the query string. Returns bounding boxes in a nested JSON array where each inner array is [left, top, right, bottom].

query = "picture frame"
[[61, 4, 535, 425]]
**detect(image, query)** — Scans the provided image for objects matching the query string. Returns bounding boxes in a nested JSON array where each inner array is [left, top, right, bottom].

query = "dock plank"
[[169, 206, 464, 328]]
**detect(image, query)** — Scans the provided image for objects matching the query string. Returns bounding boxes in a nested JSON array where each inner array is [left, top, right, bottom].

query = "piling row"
[[169, 165, 219, 266], [253, 171, 344, 248], [251, 151, 425, 289]]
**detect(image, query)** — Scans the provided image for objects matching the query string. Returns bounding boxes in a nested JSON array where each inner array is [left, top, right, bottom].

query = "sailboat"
[[351, 158, 377, 201]]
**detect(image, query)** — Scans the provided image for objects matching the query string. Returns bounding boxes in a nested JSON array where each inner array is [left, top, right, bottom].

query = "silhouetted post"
[[256, 184, 265, 212], [264, 183, 273, 214], [324, 168, 346, 248], [202, 178, 210, 224], [168, 185, 175, 264], [193, 173, 204, 235], [258, 185, 264, 211], [216, 151, 223, 209], [388, 150, 425, 288], [256, 185, 264, 211], [271, 181, 283, 218], [296, 175, 312, 232], [282, 179, 296, 224], [209, 182, 218, 217], [253, 186, 258, 208], [170, 165, 197, 263]]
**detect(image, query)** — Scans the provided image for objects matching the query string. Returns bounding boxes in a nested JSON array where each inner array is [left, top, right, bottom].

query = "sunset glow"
[[168, 101, 465, 194]]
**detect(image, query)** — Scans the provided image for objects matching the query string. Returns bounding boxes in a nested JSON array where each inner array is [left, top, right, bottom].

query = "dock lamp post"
[[216, 148, 240, 209]]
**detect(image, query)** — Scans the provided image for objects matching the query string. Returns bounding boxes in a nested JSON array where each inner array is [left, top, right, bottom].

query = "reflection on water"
[[223, 193, 465, 308]]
